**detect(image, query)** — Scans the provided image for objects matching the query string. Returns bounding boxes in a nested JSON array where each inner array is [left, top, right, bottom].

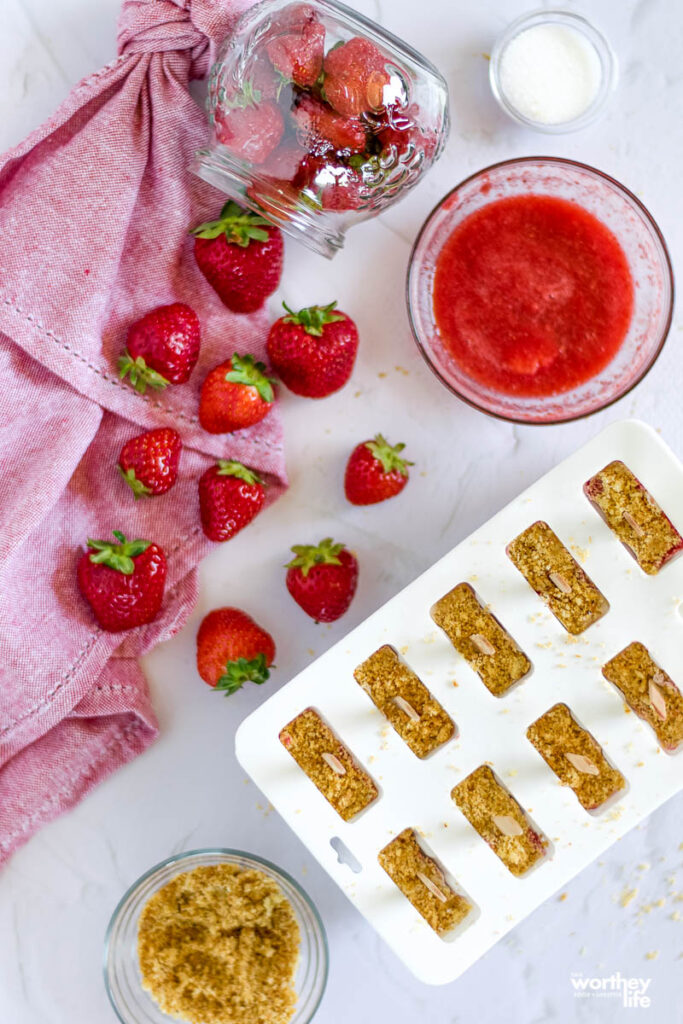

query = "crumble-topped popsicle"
[[584, 461, 683, 574], [526, 703, 626, 810], [378, 828, 472, 936], [602, 642, 683, 752], [506, 521, 609, 634], [451, 765, 548, 876], [353, 645, 454, 758], [430, 583, 531, 696], [279, 709, 378, 821]]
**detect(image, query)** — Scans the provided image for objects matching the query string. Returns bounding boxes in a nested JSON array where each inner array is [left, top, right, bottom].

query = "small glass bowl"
[[104, 848, 328, 1024], [489, 9, 616, 133], [407, 157, 674, 424], [192, 0, 449, 258]]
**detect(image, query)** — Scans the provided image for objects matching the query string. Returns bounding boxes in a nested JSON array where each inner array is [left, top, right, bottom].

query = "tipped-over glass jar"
[[192, 0, 450, 258]]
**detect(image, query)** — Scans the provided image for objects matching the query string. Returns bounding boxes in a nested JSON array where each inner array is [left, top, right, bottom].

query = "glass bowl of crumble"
[[104, 848, 328, 1024]]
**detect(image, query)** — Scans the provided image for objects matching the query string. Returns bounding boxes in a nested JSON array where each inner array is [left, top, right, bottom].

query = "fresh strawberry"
[[292, 94, 367, 153], [272, 3, 319, 33], [199, 353, 276, 434], [192, 201, 283, 314], [214, 82, 284, 164], [118, 427, 181, 499], [259, 137, 308, 183], [199, 460, 265, 542], [77, 531, 166, 633], [344, 433, 413, 505], [196, 607, 275, 695], [322, 36, 391, 116], [267, 301, 358, 398], [285, 538, 358, 622], [266, 17, 325, 88], [118, 303, 200, 393]]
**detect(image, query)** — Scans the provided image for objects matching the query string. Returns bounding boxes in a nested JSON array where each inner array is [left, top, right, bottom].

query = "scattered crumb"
[[645, 950, 659, 961], [558, 892, 568, 902], [620, 887, 638, 908], [394, 365, 409, 376], [377, 372, 387, 379]]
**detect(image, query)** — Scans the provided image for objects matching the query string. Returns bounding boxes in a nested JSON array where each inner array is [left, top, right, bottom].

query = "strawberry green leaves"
[[286, 537, 344, 577], [118, 350, 170, 393], [281, 300, 345, 337], [225, 353, 276, 403], [214, 653, 272, 695], [192, 200, 271, 248], [365, 434, 413, 476], [215, 460, 263, 485], [86, 531, 151, 575]]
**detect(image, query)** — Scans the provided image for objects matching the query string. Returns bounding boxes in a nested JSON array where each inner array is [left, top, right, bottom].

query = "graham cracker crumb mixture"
[[584, 461, 683, 575], [378, 828, 471, 935], [431, 583, 531, 696], [279, 708, 378, 821], [353, 645, 454, 758], [138, 864, 299, 1024], [602, 642, 683, 752], [526, 703, 625, 811], [506, 521, 609, 635], [451, 765, 547, 876]]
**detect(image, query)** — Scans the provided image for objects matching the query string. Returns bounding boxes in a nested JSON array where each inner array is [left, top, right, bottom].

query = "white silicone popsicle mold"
[[236, 420, 683, 985]]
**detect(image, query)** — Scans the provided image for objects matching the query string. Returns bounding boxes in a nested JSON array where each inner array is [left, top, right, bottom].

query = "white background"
[[1, 1, 681, 1022]]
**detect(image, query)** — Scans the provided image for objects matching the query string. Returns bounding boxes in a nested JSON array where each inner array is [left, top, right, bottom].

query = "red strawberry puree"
[[432, 195, 634, 397]]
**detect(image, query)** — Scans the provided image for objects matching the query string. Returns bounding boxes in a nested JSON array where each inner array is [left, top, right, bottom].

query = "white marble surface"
[[1, 1, 682, 1022]]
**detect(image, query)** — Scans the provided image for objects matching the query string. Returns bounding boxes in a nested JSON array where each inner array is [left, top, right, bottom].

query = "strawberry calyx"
[[214, 653, 271, 695], [281, 301, 345, 337], [225, 353, 276, 403], [286, 537, 344, 577], [118, 350, 170, 394], [191, 200, 271, 247], [365, 434, 413, 476], [215, 460, 263, 485], [118, 465, 153, 499], [86, 530, 151, 575]]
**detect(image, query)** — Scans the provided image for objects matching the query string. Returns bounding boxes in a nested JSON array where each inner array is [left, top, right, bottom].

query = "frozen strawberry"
[[320, 165, 366, 211], [199, 353, 276, 434], [267, 301, 358, 398], [272, 3, 318, 31], [118, 427, 181, 499], [214, 82, 284, 164], [192, 201, 283, 314], [292, 94, 367, 153], [344, 433, 413, 505], [196, 607, 275, 695], [259, 138, 308, 182], [323, 36, 391, 116], [118, 303, 200, 393], [286, 538, 358, 622], [77, 531, 166, 632], [266, 17, 325, 88], [198, 460, 265, 542], [378, 103, 438, 162]]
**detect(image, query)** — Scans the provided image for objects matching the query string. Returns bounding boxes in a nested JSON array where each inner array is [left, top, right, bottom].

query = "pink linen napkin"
[[0, 0, 286, 867]]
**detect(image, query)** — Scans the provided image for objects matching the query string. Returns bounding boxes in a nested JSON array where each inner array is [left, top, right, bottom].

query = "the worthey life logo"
[[571, 972, 652, 1009]]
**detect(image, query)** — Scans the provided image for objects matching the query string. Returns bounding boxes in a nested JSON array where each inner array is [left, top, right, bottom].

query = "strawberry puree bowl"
[[407, 157, 674, 424], [192, 0, 449, 258]]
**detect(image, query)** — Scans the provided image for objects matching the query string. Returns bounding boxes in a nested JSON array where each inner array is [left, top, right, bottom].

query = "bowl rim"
[[103, 847, 329, 1024], [406, 155, 675, 425]]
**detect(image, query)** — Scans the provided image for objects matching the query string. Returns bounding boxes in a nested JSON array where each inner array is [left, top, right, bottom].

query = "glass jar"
[[192, 0, 450, 258]]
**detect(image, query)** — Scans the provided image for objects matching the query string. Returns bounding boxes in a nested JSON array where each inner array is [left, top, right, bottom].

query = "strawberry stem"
[[214, 654, 271, 695], [281, 301, 345, 337], [225, 353, 276, 404], [86, 531, 151, 575], [118, 350, 170, 394], [215, 460, 263, 485], [365, 434, 413, 475], [118, 465, 153, 499], [191, 201, 270, 247], [286, 537, 344, 578]]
